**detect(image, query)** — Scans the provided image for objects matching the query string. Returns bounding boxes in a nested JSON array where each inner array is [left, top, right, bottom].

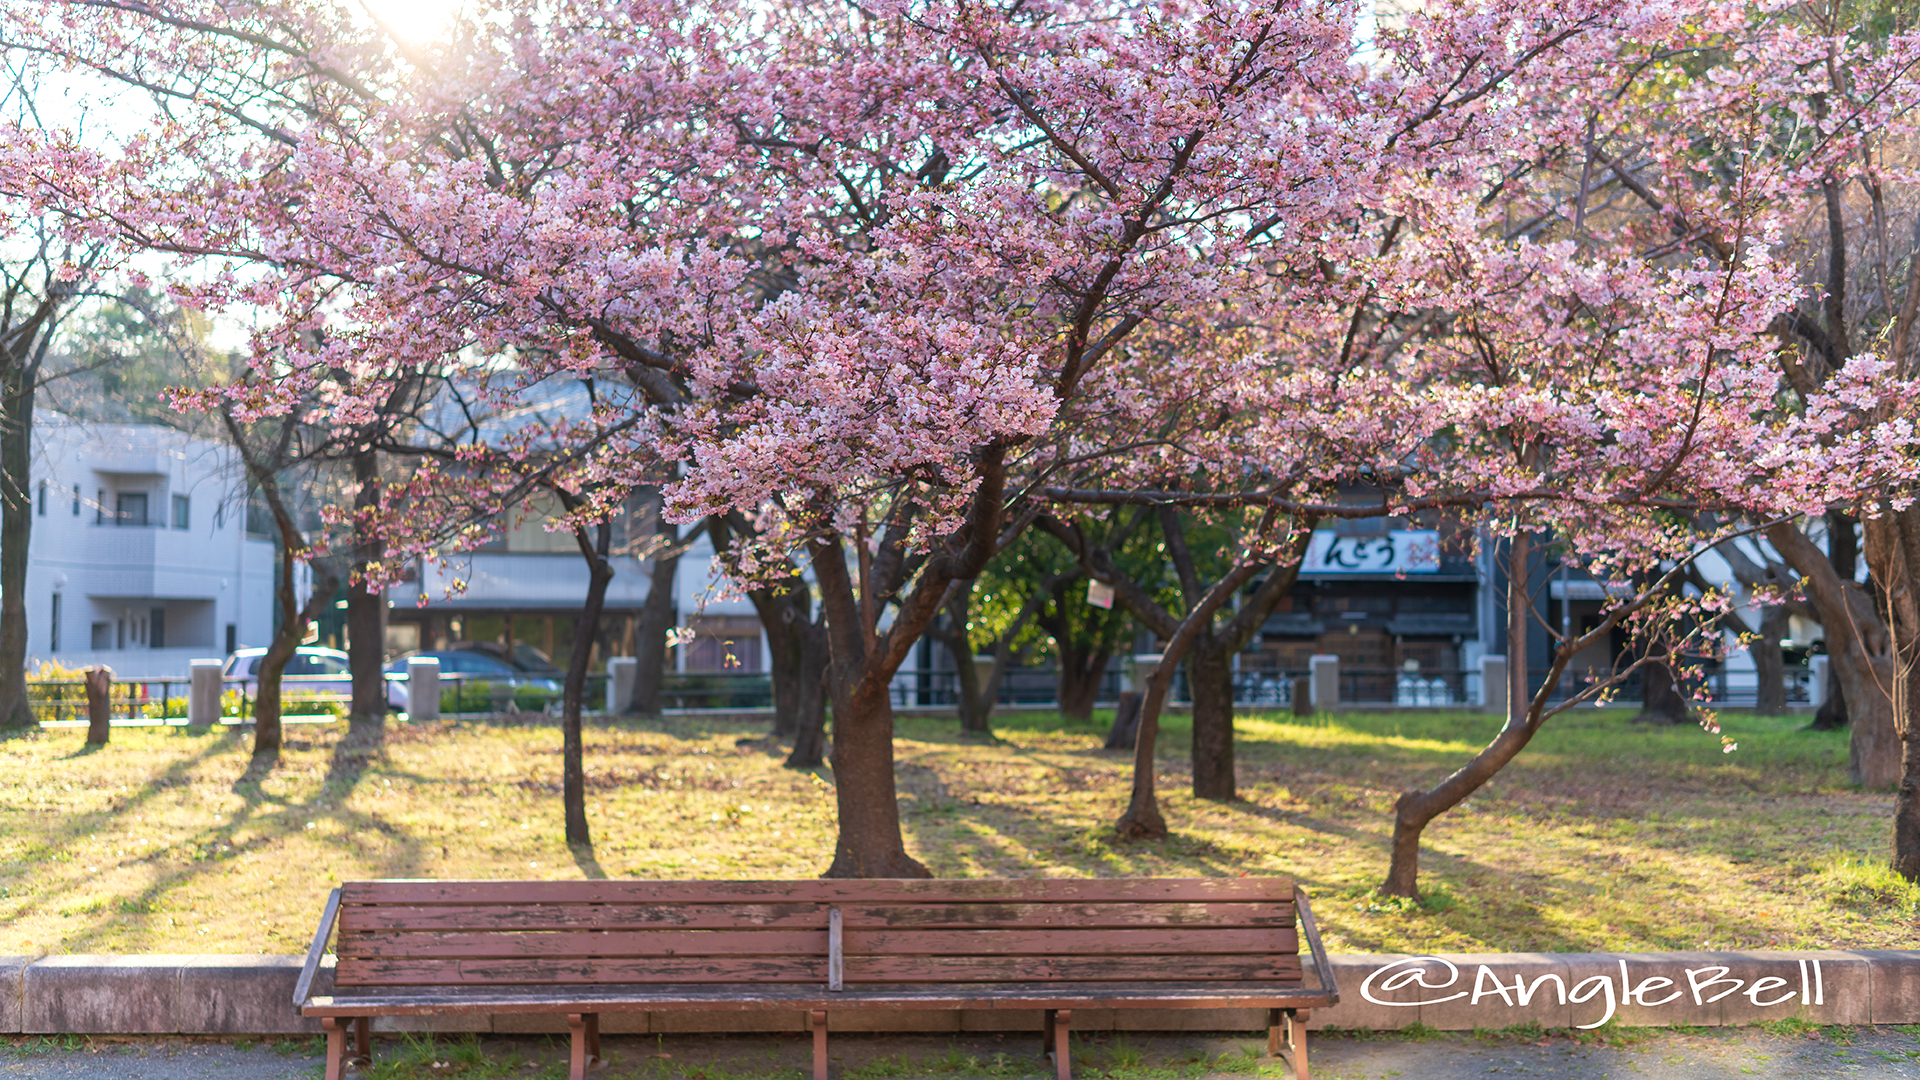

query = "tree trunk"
[[784, 618, 830, 769], [562, 518, 613, 848], [254, 534, 303, 756], [628, 516, 678, 717], [1056, 642, 1111, 724], [346, 448, 387, 743], [1899, 720, 1920, 881], [1187, 637, 1237, 801], [1115, 656, 1176, 839], [811, 536, 929, 878], [1811, 666, 1849, 729], [1752, 606, 1789, 714], [1772, 521, 1900, 787], [1384, 533, 1532, 898], [1634, 644, 1691, 724], [753, 580, 807, 738], [1105, 690, 1142, 750], [0, 361, 35, 729]]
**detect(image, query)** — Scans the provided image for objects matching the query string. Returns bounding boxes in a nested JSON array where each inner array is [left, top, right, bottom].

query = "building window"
[[150, 606, 166, 649], [49, 593, 59, 652], [95, 490, 104, 524], [91, 622, 110, 650], [35, 481, 44, 517], [116, 493, 149, 527], [172, 494, 189, 530], [71, 484, 79, 516], [225, 623, 237, 654]]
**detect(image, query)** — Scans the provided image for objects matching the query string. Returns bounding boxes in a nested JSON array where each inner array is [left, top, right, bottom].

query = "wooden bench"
[[294, 877, 1337, 1080]]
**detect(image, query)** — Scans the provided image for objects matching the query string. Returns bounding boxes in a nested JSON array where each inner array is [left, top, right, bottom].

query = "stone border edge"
[[0, 951, 1914, 1036]]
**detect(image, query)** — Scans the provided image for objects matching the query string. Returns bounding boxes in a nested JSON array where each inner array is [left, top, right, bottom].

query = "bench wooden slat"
[[844, 927, 1297, 956], [341, 903, 830, 932], [341, 877, 1293, 906], [843, 955, 1303, 983], [336, 956, 829, 986], [338, 900, 1291, 933], [335, 953, 1301, 987], [339, 929, 829, 959], [336, 925, 1294, 961]]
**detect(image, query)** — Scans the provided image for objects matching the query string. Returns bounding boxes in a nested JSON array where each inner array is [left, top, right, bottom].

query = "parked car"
[[384, 649, 565, 714], [443, 640, 566, 679], [222, 646, 407, 710]]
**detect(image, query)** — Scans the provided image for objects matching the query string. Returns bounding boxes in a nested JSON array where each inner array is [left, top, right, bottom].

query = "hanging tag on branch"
[[1087, 580, 1115, 610]]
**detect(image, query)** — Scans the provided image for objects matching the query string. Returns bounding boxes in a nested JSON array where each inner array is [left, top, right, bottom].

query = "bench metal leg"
[[567, 1013, 601, 1080], [1052, 1009, 1072, 1080], [354, 1016, 371, 1064], [812, 1010, 828, 1080], [1268, 1008, 1282, 1056]]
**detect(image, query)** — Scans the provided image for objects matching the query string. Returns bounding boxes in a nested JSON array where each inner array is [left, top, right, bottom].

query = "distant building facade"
[[26, 416, 281, 677]]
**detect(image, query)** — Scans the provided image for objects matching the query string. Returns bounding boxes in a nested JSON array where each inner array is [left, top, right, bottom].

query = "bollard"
[[1479, 655, 1508, 718], [606, 656, 637, 714], [83, 667, 113, 744], [188, 659, 223, 726], [1292, 675, 1313, 717], [407, 656, 441, 722], [1128, 654, 1164, 696], [1309, 654, 1339, 710], [1807, 655, 1828, 710]]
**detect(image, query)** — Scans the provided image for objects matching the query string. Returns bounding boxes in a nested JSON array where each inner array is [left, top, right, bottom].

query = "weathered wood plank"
[[335, 956, 827, 986], [841, 927, 1296, 956], [341, 904, 830, 933], [842, 955, 1303, 983], [338, 901, 1290, 933], [342, 878, 1293, 906], [339, 929, 829, 960]]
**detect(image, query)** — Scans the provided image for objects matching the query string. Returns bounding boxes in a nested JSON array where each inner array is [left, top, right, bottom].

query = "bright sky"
[[360, 0, 464, 42]]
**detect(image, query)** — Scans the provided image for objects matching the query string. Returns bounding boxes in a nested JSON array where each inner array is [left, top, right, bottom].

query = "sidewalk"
[[2, 1026, 1917, 1079]]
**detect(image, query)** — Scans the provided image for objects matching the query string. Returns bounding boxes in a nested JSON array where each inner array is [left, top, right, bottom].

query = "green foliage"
[[1816, 856, 1920, 918]]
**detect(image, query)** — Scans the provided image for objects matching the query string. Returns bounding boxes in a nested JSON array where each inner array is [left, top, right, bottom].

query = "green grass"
[[0, 705, 1903, 954]]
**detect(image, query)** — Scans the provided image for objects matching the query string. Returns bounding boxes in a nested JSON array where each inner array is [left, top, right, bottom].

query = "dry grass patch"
[[0, 706, 1904, 954]]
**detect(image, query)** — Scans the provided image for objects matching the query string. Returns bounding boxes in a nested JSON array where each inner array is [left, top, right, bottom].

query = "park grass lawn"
[[0, 705, 1911, 956]]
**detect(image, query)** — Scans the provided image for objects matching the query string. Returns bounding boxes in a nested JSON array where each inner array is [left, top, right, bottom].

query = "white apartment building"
[[25, 415, 281, 678]]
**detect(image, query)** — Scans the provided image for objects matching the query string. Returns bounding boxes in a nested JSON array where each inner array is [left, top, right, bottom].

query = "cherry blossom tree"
[[0, 0, 1723, 876]]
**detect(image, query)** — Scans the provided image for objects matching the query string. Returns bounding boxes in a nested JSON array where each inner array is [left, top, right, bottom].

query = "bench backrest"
[[331, 878, 1301, 991]]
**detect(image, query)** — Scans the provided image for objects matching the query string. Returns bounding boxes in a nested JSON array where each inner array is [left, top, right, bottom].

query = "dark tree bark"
[[345, 447, 387, 743], [1633, 642, 1691, 725], [1043, 508, 1310, 808], [1812, 666, 1849, 730], [1384, 534, 1537, 898], [927, 591, 990, 734], [784, 618, 830, 770], [1036, 575, 1115, 723], [1811, 509, 1861, 730], [0, 278, 68, 731], [1104, 690, 1142, 750], [629, 511, 678, 718], [558, 501, 614, 849], [222, 408, 338, 758], [1753, 606, 1790, 715], [1860, 505, 1920, 876], [1773, 522, 1900, 788], [1186, 638, 1238, 799], [709, 514, 829, 756]]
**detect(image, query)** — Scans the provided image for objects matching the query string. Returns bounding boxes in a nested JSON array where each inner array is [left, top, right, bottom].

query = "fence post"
[[1308, 655, 1339, 710], [606, 656, 637, 715], [407, 656, 442, 722], [84, 667, 113, 744], [188, 659, 223, 725], [1479, 655, 1508, 718]]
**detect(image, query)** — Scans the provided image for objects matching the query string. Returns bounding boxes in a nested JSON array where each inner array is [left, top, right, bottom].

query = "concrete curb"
[[0, 951, 1913, 1036]]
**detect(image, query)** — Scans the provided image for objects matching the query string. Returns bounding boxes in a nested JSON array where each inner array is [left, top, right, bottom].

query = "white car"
[[222, 646, 407, 710]]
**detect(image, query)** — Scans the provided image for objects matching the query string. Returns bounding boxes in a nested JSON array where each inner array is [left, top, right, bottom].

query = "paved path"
[[1, 1026, 1917, 1078]]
